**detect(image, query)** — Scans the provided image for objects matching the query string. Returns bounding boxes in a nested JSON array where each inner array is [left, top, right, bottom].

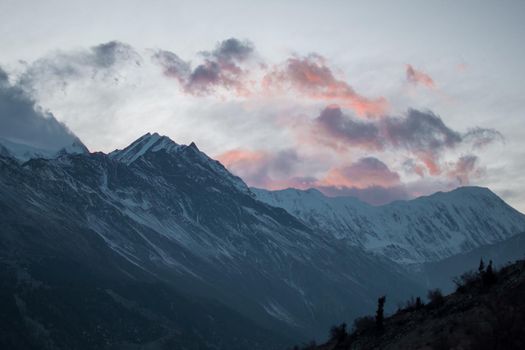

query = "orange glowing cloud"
[[216, 148, 303, 189], [216, 149, 266, 166], [264, 55, 388, 117], [406, 64, 435, 88]]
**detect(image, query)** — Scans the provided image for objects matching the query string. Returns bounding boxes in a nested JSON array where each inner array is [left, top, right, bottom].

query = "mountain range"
[[1, 132, 524, 349]]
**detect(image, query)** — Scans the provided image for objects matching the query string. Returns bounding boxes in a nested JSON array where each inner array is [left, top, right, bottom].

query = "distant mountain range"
[[1, 133, 524, 349], [253, 186, 525, 264]]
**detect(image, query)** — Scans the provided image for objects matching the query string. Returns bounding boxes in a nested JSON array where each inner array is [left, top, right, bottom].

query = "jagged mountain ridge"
[[0, 133, 423, 348], [252, 187, 525, 264]]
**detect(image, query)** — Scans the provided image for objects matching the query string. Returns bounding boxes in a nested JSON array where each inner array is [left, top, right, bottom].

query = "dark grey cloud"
[[463, 127, 504, 148], [207, 37, 254, 63], [313, 106, 502, 174], [186, 61, 228, 93], [383, 109, 462, 151], [152, 38, 255, 95], [0, 67, 82, 152], [187, 38, 254, 94], [91, 41, 141, 68], [151, 50, 190, 83], [0, 68, 8, 84], [316, 106, 381, 149]]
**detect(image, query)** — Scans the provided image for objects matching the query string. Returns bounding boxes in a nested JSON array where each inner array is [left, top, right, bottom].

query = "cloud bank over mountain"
[[0, 68, 80, 152], [0, 38, 513, 206]]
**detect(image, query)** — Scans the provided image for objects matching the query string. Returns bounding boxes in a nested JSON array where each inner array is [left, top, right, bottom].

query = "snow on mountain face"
[[109, 132, 251, 195], [0, 133, 423, 340], [0, 137, 88, 162], [252, 187, 525, 264], [109, 132, 182, 164]]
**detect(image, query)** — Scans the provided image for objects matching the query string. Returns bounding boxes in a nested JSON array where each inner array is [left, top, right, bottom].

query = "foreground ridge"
[[302, 259, 525, 350]]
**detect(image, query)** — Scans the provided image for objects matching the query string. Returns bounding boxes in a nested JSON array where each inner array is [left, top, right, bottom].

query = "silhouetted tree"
[[483, 260, 496, 286], [427, 288, 444, 306], [478, 258, 485, 274], [352, 315, 375, 333], [375, 296, 386, 331], [415, 296, 423, 310]]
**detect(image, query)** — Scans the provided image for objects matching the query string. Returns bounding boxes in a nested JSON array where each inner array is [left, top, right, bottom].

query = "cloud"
[[153, 38, 255, 96], [447, 155, 481, 185], [406, 64, 435, 88], [90, 41, 141, 68], [186, 38, 254, 95], [313, 157, 409, 205], [18, 41, 142, 92], [216, 148, 300, 189], [0, 68, 8, 83], [151, 49, 190, 84], [314, 105, 382, 150], [4, 39, 509, 208], [264, 54, 388, 116], [311, 106, 501, 175], [382, 109, 462, 175], [206, 37, 255, 62], [321, 157, 401, 189], [218, 148, 408, 205], [0, 67, 82, 152], [463, 127, 504, 148]]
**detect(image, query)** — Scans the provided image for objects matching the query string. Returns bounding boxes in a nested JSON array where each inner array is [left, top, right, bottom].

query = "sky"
[[1, 0, 524, 211]]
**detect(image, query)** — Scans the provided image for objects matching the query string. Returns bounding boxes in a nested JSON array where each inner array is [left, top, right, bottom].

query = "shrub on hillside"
[[329, 322, 347, 343], [453, 270, 479, 292], [427, 288, 444, 307], [352, 315, 375, 333]]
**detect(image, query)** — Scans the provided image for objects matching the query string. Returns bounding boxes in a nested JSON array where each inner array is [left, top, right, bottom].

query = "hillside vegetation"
[[299, 259, 525, 350]]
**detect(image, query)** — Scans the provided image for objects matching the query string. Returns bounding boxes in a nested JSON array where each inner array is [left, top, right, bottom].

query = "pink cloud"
[[216, 148, 491, 207], [320, 157, 401, 189], [264, 55, 388, 117], [217, 148, 409, 205], [406, 64, 435, 88], [216, 148, 301, 189]]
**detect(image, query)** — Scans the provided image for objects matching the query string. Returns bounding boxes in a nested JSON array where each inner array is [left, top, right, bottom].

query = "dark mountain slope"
[[0, 133, 423, 348], [0, 152, 291, 349]]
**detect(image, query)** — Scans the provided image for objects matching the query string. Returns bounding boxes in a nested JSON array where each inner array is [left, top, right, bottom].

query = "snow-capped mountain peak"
[[109, 132, 183, 164], [109, 133, 251, 194], [56, 138, 90, 157]]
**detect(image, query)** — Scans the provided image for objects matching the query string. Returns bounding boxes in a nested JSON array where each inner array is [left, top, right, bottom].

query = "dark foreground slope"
[[308, 259, 525, 350]]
